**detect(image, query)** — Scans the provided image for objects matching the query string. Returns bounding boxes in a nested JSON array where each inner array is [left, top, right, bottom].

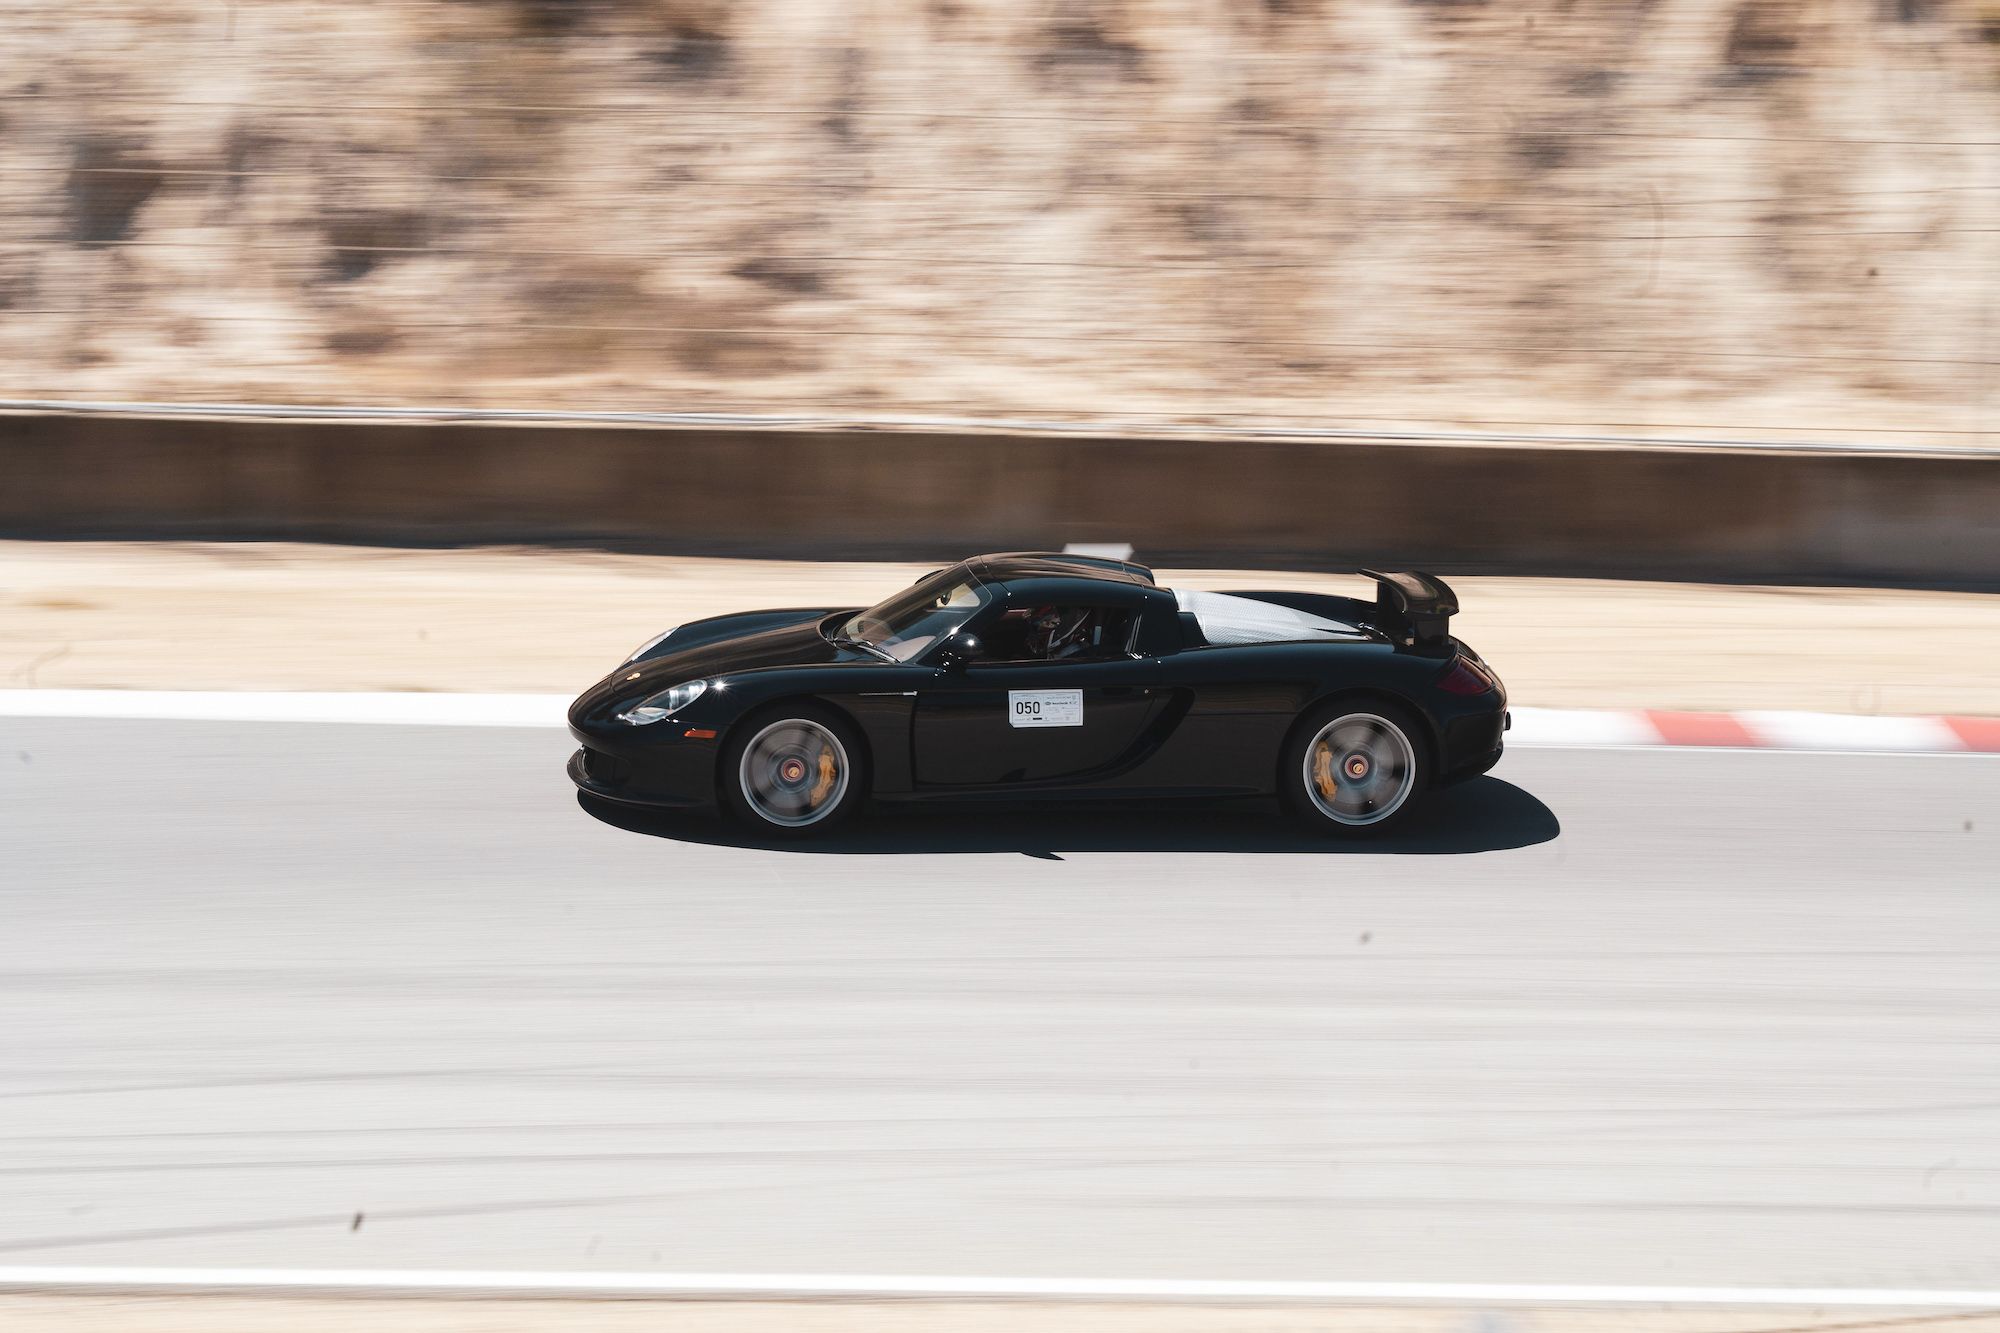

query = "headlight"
[[615, 679, 707, 726], [624, 626, 679, 663]]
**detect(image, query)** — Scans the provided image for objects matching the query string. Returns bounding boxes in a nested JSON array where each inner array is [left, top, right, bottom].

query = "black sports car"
[[569, 552, 1507, 836]]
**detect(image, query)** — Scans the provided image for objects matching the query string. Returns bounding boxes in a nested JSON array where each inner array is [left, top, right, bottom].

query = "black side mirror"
[[937, 631, 983, 669]]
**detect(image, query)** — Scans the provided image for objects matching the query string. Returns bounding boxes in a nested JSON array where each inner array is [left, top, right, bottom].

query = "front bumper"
[[568, 721, 720, 811]]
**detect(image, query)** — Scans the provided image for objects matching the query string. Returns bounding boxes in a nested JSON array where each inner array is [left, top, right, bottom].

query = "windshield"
[[839, 570, 989, 663]]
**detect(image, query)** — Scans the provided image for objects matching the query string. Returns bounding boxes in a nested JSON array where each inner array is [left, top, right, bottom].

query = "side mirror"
[[937, 632, 983, 669]]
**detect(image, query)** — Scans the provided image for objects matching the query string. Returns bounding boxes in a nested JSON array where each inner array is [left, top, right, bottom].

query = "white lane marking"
[[1738, 710, 1965, 752], [0, 690, 566, 728], [0, 1268, 1996, 1308], [1506, 706, 1658, 748]]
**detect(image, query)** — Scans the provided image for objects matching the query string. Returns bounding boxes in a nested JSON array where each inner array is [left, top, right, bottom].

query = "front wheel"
[[722, 706, 867, 836], [1281, 702, 1427, 836]]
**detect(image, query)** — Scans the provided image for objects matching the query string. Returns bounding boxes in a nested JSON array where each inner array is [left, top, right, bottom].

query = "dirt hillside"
[[1, 0, 1994, 439]]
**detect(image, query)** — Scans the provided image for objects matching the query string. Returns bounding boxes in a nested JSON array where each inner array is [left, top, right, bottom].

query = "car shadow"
[[577, 776, 1558, 856]]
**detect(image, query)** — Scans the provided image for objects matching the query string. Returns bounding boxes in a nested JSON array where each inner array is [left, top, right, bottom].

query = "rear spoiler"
[[1358, 569, 1458, 646]]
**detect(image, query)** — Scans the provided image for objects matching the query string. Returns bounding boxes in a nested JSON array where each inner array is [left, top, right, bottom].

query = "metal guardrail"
[[2, 398, 1995, 458]]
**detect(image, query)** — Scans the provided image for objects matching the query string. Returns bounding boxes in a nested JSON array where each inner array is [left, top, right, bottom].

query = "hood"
[[642, 616, 849, 679], [630, 607, 845, 663], [573, 614, 862, 720]]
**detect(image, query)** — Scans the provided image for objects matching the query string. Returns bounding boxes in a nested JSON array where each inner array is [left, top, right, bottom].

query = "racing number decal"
[[1008, 689, 1084, 728]]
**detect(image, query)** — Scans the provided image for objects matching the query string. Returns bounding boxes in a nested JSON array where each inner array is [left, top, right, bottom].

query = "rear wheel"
[[722, 706, 866, 836], [1281, 701, 1427, 835]]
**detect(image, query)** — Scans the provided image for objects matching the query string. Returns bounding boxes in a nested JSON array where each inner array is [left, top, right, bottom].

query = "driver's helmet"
[[1026, 605, 1090, 658]]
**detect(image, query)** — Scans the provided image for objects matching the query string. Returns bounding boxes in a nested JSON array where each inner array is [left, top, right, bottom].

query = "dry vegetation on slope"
[[1, 0, 1995, 438]]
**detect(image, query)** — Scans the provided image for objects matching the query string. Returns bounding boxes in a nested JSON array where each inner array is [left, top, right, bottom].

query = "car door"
[[912, 646, 1164, 788]]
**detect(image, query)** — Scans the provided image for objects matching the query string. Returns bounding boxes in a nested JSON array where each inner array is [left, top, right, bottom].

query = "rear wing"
[[1358, 569, 1458, 646]]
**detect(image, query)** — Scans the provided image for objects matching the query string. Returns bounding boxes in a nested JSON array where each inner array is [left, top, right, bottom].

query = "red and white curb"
[[1, 692, 1996, 753], [1508, 705, 2000, 753]]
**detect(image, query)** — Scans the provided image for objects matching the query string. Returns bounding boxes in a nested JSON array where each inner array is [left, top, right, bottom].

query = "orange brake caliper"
[[809, 750, 838, 806], [1312, 744, 1337, 800]]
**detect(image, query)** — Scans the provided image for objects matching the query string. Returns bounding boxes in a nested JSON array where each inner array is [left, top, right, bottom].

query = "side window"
[[981, 604, 1137, 663]]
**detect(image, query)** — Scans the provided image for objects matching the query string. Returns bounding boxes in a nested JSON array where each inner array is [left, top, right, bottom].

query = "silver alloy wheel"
[[738, 718, 851, 828], [1302, 712, 1417, 826]]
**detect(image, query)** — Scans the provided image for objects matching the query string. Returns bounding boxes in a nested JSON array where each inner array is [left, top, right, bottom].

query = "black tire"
[[1280, 699, 1428, 836], [720, 704, 868, 836]]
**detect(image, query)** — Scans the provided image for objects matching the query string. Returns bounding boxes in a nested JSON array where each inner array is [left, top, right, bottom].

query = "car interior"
[[978, 604, 1139, 662]]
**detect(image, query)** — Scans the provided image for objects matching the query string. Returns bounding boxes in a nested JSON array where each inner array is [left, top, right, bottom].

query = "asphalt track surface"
[[4, 720, 1997, 1289]]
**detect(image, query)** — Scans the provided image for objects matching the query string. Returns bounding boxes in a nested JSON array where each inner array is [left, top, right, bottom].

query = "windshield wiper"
[[833, 634, 894, 662]]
